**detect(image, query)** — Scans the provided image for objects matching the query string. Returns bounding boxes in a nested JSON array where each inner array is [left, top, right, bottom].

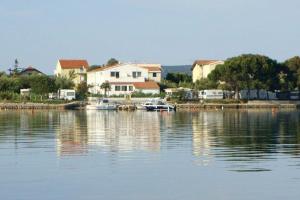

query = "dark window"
[[153, 72, 157, 77], [129, 86, 133, 91], [122, 86, 127, 91], [111, 71, 120, 78], [115, 86, 121, 91], [132, 71, 141, 78]]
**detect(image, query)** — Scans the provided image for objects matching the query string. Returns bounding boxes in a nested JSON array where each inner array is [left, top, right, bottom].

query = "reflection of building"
[[192, 112, 224, 166], [86, 111, 161, 152], [56, 111, 88, 156]]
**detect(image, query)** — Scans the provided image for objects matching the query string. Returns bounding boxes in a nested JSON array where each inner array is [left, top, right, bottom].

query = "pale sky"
[[1, 0, 300, 74]]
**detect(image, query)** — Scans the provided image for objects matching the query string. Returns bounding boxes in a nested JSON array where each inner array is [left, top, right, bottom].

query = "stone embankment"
[[0, 102, 84, 110], [176, 100, 300, 110]]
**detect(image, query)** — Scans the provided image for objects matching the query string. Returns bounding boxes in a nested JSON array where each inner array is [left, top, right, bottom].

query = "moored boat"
[[141, 98, 175, 111], [86, 98, 118, 110]]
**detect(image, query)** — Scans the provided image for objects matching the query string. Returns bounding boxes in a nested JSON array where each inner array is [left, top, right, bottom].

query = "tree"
[[283, 56, 300, 89], [76, 81, 89, 100], [0, 71, 6, 77], [106, 58, 119, 66], [209, 54, 281, 99], [194, 78, 218, 90], [100, 81, 111, 97], [54, 75, 74, 89], [28, 75, 56, 95], [166, 73, 192, 84]]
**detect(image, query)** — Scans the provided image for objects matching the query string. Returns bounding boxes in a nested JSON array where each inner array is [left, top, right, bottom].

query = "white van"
[[58, 89, 76, 101], [199, 90, 224, 99]]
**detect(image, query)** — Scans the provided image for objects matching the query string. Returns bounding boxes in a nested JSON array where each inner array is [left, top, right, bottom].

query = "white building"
[[87, 63, 161, 95], [192, 60, 224, 83]]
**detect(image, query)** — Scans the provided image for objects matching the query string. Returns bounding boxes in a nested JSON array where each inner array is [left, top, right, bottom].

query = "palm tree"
[[100, 81, 111, 97]]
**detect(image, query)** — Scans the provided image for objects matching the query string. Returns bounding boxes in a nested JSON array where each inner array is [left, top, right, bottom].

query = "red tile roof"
[[192, 60, 223, 70], [143, 67, 161, 72], [108, 81, 159, 89], [59, 59, 89, 69], [109, 82, 134, 85], [133, 81, 160, 89], [87, 64, 121, 72], [87, 63, 161, 73]]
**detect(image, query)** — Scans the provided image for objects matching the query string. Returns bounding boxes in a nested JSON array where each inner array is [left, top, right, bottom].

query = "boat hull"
[[86, 105, 117, 110], [145, 105, 175, 111]]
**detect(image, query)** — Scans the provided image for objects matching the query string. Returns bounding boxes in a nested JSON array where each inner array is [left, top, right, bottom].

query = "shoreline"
[[0, 102, 84, 110], [0, 100, 300, 110], [176, 103, 299, 110]]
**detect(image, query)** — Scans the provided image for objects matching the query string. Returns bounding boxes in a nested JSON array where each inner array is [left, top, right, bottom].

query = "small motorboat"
[[142, 98, 175, 111], [86, 98, 118, 110]]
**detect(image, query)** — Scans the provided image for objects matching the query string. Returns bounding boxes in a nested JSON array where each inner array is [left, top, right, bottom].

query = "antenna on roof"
[[9, 58, 22, 75]]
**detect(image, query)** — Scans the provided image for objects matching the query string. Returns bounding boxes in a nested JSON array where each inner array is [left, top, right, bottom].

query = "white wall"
[[88, 64, 150, 94]]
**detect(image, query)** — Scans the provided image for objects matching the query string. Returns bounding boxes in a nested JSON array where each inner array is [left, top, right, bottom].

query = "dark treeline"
[[0, 73, 75, 100], [208, 54, 300, 94], [163, 55, 300, 97]]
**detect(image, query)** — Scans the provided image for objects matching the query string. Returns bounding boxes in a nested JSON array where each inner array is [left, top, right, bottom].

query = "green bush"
[[0, 91, 20, 101]]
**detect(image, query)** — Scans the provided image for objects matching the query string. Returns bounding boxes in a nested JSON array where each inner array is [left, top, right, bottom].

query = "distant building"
[[54, 59, 89, 86], [192, 60, 224, 83], [19, 66, 44, 76], [87, 63, 161, 95]]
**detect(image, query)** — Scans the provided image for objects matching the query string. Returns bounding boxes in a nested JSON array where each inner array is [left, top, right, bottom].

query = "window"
[[111, 71, 120, 78], [115, 86, 121, 91], [122, 86, 127, 91], [132, 72, 137, 78], [132, 71, 142, 78], [153, 72, 157, 77], [67, 92, 75, 96], [129, 86, 133, 91]]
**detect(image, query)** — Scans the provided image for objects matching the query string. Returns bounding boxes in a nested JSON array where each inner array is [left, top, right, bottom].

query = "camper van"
[[199, 90, 224, 99], [58, 89, 76, 101]]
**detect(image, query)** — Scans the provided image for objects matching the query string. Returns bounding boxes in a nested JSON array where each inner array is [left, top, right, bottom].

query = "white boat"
[[141, 98, 176, 111], [86, 99, 118, 110]]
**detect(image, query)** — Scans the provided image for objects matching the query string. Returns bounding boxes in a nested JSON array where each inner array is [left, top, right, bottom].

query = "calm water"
[[1, 110, 300, 200]]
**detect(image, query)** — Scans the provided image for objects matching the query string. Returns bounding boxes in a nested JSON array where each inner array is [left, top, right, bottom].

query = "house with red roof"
[[19, 66, 44, 76], [192, 60, 224, 83], [87, 63, 161, 95], [54, 59, 89, 86]]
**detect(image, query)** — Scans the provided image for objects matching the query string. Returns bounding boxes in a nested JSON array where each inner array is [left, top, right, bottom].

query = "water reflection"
[[1, 110, 300, 172], [56, 111, 88, 156], [86, 111, 161, 152]]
